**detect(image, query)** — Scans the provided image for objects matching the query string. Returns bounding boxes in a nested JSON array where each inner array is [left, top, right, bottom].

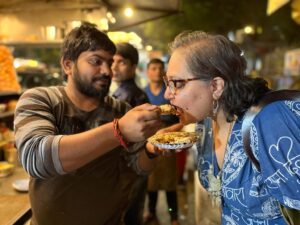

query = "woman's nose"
[[164, 86, 172, 100]]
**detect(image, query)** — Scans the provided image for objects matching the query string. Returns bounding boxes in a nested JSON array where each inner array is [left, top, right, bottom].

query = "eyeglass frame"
[[163, 76, 204, 94]]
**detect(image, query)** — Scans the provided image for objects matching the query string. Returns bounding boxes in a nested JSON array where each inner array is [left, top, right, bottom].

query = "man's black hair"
[[61, 23, 116, 62], [115, 43, 139, 65], [147, 58, 165, 69]]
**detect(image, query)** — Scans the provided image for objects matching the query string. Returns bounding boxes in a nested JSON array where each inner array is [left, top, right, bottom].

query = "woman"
[[161, 31, 300, 224]]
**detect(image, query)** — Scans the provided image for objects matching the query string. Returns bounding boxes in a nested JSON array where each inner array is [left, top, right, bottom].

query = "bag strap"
[[242, 90, 300, 171]]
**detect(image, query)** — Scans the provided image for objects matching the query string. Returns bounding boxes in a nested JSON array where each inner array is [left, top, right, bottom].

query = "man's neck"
[[64, 83, 100, 112], [115, 78, 134, 87], [149, 82, 163, 95]]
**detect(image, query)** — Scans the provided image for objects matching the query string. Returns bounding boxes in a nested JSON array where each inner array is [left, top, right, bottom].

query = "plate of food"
[[148, 131, 199, 149]]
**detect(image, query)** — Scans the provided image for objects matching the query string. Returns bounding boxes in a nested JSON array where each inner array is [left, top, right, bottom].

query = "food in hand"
[[159, 104, 176, 115]]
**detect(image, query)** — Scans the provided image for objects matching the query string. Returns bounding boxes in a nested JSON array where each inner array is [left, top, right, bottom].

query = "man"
[[111, 43, 149, 225], [111, 42, 148, 106], [144, 58, 180, 225], [14, 24, 161, 225], [144, 58, 169, 110]]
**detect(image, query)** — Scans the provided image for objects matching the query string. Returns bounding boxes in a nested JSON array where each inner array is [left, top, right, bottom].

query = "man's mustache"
[[92, 74, 111, 83]]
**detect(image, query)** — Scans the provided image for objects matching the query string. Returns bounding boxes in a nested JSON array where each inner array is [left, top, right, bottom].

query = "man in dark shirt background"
[[111, 42, 149, 225], [111, 42, 148, 106]]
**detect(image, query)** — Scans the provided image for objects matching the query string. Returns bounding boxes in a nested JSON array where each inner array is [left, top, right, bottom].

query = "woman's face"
[[165, 49, 214, 124]]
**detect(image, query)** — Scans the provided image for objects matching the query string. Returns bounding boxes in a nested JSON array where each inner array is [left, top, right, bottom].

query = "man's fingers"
[[142, 121, 162, 138], [132, 103, 158, 111], [139, 110, 161, 122]]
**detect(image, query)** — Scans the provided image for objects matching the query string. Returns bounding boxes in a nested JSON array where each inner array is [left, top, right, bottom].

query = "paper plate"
[[151, 142, 195, 150], [148, 131, 199, 150], [12, 179, 30, 192]]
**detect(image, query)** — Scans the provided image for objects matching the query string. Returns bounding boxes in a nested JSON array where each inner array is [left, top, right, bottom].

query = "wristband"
[[144, 147, 159, 159], [113, 118, 129, 151]]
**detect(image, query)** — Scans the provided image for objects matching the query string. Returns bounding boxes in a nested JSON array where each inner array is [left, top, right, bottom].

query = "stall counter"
[[0, 166, 31, 225]]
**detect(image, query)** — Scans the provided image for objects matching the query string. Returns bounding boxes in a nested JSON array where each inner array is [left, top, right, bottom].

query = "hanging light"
[[145, 45, 153, 51], [124, 7, 134, 17], [244, 25, 254, 34]]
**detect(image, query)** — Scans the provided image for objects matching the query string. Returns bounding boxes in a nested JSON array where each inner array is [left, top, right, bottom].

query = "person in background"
[[13, 23, 162, 225], [112, 42, 148, 106], [111, 42, 149, 225], [157, 30, 300, 224], [144, 58, 180, 225]]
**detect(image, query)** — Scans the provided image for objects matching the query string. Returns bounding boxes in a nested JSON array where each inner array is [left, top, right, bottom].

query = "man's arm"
[[14, 88, 161, 178]]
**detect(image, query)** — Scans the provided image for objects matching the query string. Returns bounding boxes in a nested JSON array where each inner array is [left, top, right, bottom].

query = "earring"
[[212, 100, 219, 118]]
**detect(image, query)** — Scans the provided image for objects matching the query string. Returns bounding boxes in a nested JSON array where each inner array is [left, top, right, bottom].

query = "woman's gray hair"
[[169, 31, 247, 82], [169, 31, 269, 121]]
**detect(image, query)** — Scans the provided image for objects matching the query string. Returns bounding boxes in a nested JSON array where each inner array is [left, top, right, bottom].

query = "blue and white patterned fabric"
[[196, 100, 300, 225]]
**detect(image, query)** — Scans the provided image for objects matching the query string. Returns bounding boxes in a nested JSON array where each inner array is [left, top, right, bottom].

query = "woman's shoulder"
[[255, 100, 300, 121]]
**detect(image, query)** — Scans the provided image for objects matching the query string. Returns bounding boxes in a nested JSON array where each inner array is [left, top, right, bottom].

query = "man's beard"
[[73, 65, 111, 99]]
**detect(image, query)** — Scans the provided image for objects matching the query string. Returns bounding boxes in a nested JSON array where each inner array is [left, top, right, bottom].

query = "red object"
[[176, 150, 187, 183], [113, 118, 129, 151]]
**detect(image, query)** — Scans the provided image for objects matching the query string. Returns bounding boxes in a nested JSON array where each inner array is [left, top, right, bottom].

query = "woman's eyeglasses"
[[163, 76, 202, 94]]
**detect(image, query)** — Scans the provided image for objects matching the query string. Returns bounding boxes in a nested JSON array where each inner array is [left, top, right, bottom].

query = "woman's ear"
[[60, 58, 74, 77], [211, 77, 225, 99]]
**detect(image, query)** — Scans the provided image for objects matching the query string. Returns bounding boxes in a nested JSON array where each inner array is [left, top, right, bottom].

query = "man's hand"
[[118, 103, 162, 142]]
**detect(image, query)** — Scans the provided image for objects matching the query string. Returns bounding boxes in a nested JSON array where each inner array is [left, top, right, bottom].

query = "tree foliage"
[[137, 0, 300, 52]]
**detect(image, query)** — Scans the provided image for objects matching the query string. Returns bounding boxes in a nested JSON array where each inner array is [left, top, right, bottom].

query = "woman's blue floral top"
[[196, 100, 300, 225]]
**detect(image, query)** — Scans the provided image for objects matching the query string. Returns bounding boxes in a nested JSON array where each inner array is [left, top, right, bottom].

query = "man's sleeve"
[[14, 88, 65, 179], [123, 142, 150, 176]]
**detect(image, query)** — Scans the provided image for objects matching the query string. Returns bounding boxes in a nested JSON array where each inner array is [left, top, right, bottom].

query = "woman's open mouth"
[[170, 104, 183, 116]]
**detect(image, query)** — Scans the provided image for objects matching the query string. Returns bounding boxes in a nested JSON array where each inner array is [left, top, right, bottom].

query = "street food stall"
[[0, 166, 31, 225], [0, 44, 30, 224]]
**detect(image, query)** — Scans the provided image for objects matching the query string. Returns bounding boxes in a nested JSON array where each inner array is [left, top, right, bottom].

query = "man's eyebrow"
[[89, 53, 104, 59], [89, 53, 112, 62]]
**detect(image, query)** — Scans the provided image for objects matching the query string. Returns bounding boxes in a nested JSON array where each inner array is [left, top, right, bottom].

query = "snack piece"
[[148, 131, 199, 149], [159, 104, 176, 115]]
